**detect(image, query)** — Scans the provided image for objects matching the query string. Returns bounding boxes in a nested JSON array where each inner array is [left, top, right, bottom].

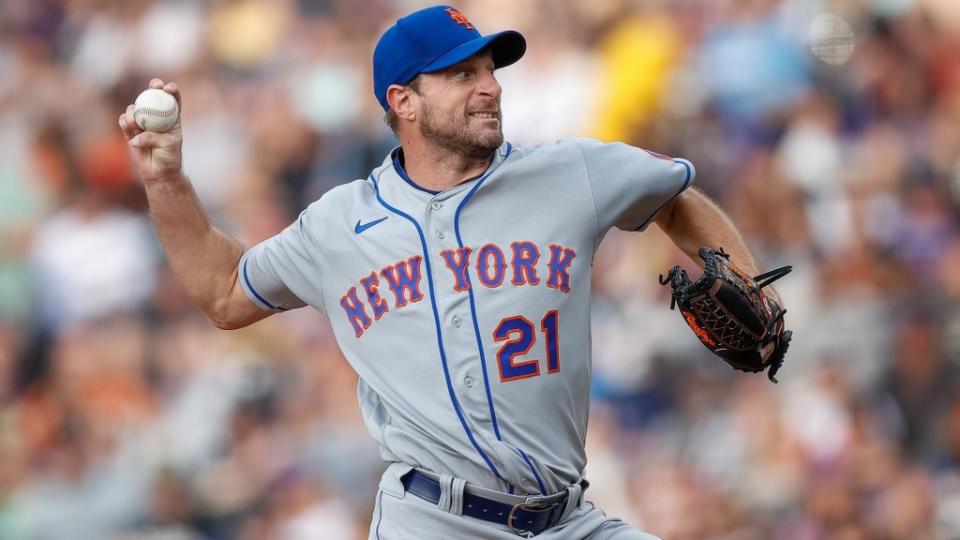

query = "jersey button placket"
[[429, 198, 446, 238], [426, 198, 474, 401]]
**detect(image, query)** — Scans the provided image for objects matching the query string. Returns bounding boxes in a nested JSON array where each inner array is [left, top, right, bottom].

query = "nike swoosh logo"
[[355, 216, 388, 234]]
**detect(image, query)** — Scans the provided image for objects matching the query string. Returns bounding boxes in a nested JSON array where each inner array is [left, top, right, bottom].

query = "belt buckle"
[[506, 495, 558, 535]]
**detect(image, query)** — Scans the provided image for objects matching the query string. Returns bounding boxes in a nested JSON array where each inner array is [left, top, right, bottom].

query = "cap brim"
[[421, 30, 526, 74]]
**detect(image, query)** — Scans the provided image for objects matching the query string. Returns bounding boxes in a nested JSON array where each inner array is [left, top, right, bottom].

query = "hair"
[[384, 76, 422, 134]]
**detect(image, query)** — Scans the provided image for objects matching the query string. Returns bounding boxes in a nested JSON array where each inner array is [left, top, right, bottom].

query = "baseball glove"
[[659, 247, 793, 383]]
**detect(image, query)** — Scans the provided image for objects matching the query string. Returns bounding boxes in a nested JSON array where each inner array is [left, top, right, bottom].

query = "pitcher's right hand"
[[119, 79, 183, 183]]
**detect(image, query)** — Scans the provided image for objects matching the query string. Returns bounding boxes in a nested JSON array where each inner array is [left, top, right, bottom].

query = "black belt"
[[401, 470, 568, 536]]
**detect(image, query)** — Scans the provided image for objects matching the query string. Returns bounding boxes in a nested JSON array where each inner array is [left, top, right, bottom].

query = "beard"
[[419, 102, 503, 161]]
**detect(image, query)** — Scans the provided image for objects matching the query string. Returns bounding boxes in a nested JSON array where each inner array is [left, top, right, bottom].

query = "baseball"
[[133, 88, 179, 132]]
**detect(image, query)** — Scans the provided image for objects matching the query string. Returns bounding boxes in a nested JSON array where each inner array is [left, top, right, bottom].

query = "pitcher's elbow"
[[204, 302, 244, 330], [207, 314, 243, 330]]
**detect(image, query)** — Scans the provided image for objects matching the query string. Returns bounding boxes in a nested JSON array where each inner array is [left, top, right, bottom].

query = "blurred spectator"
[[0, 0, 959, 538], [29, 197, 156, 331]]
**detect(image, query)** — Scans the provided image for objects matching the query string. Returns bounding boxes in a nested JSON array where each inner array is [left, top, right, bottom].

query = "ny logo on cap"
[[445, 7, 474, 30]]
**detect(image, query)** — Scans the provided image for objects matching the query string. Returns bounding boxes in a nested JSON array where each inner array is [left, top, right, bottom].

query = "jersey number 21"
[[493, 310, 559, 382]]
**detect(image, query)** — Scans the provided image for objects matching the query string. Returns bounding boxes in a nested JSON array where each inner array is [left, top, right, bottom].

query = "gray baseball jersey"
[[239, 137, 694, 496]]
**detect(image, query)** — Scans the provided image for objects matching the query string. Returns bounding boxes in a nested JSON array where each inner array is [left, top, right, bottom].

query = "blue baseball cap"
[[373, 5, 526, 111]]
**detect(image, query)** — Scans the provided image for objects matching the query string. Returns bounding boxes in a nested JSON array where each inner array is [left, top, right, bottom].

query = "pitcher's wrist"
[[143, 169, 185, 185]]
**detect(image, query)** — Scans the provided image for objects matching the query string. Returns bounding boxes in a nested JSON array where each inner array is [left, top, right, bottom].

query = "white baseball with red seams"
[[133, 88, 178, 132]]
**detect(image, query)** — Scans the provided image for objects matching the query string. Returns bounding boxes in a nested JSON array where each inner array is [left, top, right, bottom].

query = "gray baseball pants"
[[368, 463, 662, 540]]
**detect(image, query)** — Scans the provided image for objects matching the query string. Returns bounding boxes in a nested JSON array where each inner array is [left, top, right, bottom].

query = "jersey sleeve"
[[576, 138, 695, 232], [238, 205, 323, 313]]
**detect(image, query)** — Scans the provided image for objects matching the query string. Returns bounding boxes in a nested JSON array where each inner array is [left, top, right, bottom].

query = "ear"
[[386, 84, 417, 122]]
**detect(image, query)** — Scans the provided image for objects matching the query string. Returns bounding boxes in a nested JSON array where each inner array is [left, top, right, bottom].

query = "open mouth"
[[468, 111, 499, 120]]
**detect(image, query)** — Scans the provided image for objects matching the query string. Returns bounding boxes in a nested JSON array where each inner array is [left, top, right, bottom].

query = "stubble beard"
[[419, 104, 503, 161]]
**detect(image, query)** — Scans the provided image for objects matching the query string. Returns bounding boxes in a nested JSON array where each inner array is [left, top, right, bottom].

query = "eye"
[[453, 70, 471, 80]]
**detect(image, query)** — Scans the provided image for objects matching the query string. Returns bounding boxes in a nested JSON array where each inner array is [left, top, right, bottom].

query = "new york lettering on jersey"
[[340, 242, 577, 338]]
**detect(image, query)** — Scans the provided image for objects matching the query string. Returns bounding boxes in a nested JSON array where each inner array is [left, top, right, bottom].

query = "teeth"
[[470, 112, 496, 119]]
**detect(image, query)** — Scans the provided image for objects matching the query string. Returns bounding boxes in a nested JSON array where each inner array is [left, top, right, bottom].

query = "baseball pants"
[[368, 463, 662, 540]]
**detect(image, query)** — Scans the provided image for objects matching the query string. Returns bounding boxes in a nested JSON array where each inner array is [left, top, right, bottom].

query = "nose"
[[477, 70, 501, 99]]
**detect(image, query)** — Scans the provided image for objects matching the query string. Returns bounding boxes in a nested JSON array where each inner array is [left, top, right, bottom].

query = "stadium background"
[[1, 0, 959, 538]]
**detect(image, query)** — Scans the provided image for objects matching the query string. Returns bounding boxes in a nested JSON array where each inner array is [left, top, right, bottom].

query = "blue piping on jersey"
[[635, 158, 694, 231], [517, 448, 547, 495], [453, 143, 547, 496], [453, 143, 512, 444], [369, 171, 507, 485], [242, 258, 285, 311]]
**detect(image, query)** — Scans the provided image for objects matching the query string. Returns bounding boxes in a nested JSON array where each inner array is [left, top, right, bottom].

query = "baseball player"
[[119, 5, 779, 539]]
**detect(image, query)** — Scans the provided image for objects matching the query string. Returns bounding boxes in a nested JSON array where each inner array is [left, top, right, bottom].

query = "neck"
[[398, 138, 494, 191]]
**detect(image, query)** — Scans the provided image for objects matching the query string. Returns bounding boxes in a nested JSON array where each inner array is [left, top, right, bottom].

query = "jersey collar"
[[384, 144, 513, 196]]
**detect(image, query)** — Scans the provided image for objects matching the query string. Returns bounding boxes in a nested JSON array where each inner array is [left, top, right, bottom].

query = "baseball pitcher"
[[119, 5, 789, 539]]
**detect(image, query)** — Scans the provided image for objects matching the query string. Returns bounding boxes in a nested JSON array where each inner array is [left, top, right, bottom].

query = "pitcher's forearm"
[[656, 188, 759, 275], [144, 172, 244, 315]]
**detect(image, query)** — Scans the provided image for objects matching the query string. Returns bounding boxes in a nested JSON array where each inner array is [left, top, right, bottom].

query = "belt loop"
[[558, 480, 584, 522], [436, 474, 455, 513], [436, 474, 468, 515], [449, 477, 467, 515]]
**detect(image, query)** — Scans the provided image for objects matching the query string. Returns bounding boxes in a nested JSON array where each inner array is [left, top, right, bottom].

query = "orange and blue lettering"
[[542, 310, 560, 373], [510, 241, 540, 286], [360, 271, 389, 320], [477, 244, 506, 288], [440, 247, 472, 291], [445, 7, 474, 29], [340, 286, 372, 338], [380, 255, 424, 308], [494, 316, 540, 382], [546, 244, 576, 293]]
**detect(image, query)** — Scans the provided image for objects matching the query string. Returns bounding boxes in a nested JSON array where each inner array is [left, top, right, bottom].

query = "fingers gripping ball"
[[660, 247, 793, 383], [134, 89, 179, 132]]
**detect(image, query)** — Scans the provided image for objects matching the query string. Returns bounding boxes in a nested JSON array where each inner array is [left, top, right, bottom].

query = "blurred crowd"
[[1, 0, 960, 538]]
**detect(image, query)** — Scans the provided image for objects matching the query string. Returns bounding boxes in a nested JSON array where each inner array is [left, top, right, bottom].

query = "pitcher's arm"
[[119, 79, 269, 329]]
